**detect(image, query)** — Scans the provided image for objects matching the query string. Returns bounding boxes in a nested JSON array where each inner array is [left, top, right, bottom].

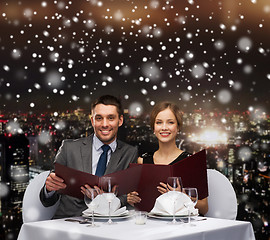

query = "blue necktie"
[[95, 145, 111, 177]]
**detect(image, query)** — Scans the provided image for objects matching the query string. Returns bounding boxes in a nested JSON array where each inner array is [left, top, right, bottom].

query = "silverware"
[[65, 218, 90, 224], [181, 217, 207, 223], [193, 217, 207, 221]]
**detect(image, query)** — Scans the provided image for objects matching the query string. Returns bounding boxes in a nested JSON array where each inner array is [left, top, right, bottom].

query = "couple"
[[40, 95, 208, 219]]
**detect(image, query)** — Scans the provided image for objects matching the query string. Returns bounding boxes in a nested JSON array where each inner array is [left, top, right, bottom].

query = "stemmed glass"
[[166, 177, 183, 224], [182, 187, 198, 227], [101, 177, 118, 225], [84, 188, 99, 227]]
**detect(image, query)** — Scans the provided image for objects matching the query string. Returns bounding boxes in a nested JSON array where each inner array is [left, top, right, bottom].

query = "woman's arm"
[[196, 197, 208, 216]]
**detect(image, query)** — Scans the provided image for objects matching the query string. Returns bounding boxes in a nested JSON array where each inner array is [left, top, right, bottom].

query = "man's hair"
[[91, 95, 123, 116], [150, 101, 182, 131]]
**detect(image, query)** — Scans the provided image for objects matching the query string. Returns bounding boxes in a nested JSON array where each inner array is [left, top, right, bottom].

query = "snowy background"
[[1, 1, 270, 239], [0, 0, 269, 115]]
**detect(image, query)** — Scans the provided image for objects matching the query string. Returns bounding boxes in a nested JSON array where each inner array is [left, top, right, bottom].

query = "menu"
[[55, 149, 208, 212]]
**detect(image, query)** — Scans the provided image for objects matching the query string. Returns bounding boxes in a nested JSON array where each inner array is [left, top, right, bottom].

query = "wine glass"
[[100, 177, 118, 225], [166, 177, 183, 224], [182, 187, 198, 227], [84, 188, 99, 227]]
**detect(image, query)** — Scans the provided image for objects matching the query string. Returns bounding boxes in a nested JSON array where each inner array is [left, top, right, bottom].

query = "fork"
[[65, 218, 90, 224]]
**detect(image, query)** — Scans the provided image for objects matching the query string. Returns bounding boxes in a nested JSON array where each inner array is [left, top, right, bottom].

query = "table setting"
[[82, 194, 130, 219], [17, 175, 256, 240], [148, 191, 198, 219], [76, 176, 203, 228]]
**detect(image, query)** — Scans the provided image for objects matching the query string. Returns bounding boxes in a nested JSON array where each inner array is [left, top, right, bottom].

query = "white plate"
[[148, 212, 198, 220], [82, 212, 133, 220], [94, 210, 129, 217]]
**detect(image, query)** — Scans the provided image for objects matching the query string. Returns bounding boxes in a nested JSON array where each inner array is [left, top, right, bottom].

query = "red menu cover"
[[55, 149, 208, 212], [55, 163, 142, 199], [132, 149, 208, 211]]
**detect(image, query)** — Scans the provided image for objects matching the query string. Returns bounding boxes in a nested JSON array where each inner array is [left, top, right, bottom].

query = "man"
[[40, 95, 138, 218]]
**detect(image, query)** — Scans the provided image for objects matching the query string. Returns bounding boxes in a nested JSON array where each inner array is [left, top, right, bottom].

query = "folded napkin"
[[82, 194, 127, 216], [150, 191, 198, 216]]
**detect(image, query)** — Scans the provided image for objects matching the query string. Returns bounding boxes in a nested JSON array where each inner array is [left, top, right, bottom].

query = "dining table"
[[17, 214, 255, 240]]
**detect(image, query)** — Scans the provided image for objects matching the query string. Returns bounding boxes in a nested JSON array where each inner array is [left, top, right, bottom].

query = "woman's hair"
[[150, 101, 182, 130]]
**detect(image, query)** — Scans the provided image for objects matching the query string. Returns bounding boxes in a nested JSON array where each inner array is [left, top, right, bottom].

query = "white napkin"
[[82, 194, 127, 216], [150, 191, 198, 216]]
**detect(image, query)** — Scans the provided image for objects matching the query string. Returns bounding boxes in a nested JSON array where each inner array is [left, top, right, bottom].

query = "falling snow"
[[0, 2, 269, 239], [38, 131, 52, 144], [238, 146, 253, 161], [0, 182, 9, 198], [6, 121, 22, 134], [0, 0, 269, 114]]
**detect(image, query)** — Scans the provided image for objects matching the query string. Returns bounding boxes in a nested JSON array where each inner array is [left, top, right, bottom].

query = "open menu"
[[55, 149, 208, 212]]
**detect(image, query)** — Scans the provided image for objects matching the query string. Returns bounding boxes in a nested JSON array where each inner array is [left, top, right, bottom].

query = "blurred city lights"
[[189, 129, 228, 146]]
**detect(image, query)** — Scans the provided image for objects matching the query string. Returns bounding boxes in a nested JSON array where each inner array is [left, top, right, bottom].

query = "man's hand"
[[45, 172, 66, 192]]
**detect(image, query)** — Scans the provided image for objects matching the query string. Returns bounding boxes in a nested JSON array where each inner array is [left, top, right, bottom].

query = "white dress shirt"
[[92, 134, 117, 174]]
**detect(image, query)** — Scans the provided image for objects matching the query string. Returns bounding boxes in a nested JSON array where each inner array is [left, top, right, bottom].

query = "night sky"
[[0, 0, 269, 115]]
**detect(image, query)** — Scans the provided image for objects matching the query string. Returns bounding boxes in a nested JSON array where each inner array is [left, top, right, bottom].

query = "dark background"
[[0, 0, 269, 239]]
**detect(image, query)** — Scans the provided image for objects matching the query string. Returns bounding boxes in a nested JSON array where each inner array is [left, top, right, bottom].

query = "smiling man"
[[91, 99, 124, 145], [40, 95, 138, 219]]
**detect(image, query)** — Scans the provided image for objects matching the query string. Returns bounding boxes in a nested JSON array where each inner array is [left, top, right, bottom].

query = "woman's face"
[[154, 108, 179, 143]]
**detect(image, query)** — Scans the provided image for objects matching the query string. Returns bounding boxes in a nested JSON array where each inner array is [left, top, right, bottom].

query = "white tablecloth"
[[18, 216, 255, 240]]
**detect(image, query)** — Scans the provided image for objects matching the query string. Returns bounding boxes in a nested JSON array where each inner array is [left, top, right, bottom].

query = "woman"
[[127, 101, 208, 215]]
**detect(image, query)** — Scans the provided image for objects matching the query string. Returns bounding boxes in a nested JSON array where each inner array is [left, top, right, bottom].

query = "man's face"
[[91, 104, 123, 144]]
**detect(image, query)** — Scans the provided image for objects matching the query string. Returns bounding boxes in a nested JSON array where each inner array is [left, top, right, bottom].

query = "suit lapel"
[[105, 140, 123, 175], [81, 135, 93, 174]]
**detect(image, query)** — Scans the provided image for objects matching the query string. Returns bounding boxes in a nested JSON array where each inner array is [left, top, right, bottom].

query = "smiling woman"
[[128, 101, 209, 216]]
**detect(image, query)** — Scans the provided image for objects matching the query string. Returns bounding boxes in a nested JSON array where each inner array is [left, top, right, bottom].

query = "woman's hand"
[[157, 182, 168, 194], [127, 191, 141, 206], [157, 180, 182, 194], [80, 184, 103, 196]]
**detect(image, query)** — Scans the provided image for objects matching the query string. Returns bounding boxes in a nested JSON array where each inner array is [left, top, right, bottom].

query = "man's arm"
[[40, 140, 68, 207], [39, 184, 60, 207]]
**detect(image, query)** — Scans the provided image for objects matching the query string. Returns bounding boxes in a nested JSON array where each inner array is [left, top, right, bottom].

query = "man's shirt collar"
[[93, 134, 117, 152]]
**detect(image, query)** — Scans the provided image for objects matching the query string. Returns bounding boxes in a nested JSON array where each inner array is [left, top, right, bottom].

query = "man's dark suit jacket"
[[40, 134, 138, 219]]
